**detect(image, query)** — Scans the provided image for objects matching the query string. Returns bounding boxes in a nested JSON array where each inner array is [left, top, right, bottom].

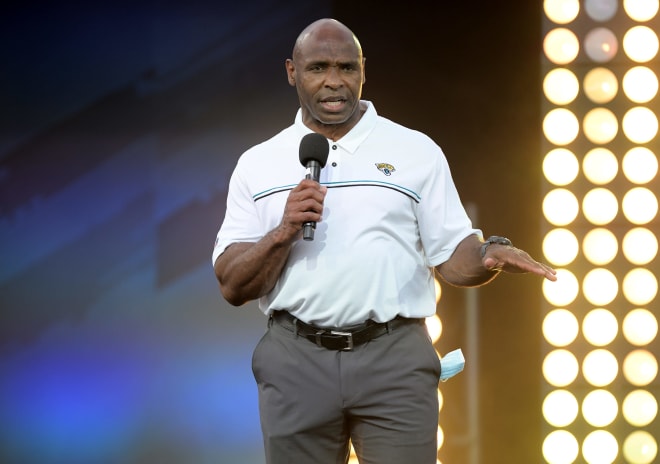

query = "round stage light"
[[544, 108, 580, 145], [584, 27, 618, 62], [543, 308, 579, 346], [544, 148, 579, 185], [544, 0, 581, 24], [623, 308, 658, 346], [543, 229, 579, 266], [582, 349, 618, 387], [622, 147, 658, 184], [623, 268, 658, 305], [623, 66, 658, 103], [623, 26, 659, 63], [543, 389, 579, 427], [583, 228, 618, 265], [582, 389, 618, 427], [584, 67, 618, 103], [544, 68, 580, 104], [544, 28, 580, 64], [623, 389, 658, 426], [583, 147, 618, 185], [583, 308, 618, 346]]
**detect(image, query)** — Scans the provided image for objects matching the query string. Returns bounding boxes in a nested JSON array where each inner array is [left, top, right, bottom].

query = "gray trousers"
[[251, 315, 441, 464]]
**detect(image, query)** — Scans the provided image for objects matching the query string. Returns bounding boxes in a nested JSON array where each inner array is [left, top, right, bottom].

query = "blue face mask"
[[439, 348, 465, 382]]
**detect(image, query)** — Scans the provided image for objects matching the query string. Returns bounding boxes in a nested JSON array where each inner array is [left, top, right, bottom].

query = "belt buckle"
[[330, 330, 354, 351]]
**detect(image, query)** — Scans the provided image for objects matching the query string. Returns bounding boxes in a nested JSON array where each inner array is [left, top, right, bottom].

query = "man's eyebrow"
[[305, 59, 359, 67]]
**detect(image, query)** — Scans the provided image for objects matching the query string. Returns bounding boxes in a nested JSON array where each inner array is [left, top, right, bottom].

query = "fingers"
[[483, 247, 557, 281], [280, 180, 327, 239]]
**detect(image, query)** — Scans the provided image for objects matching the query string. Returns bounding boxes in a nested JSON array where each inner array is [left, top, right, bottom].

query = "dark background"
[[1, 1, 545, 463]]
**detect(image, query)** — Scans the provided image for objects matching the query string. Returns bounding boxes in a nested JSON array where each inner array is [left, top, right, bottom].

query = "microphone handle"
[[302, 161, 321, 241]]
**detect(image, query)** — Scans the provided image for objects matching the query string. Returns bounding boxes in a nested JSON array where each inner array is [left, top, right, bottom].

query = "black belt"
[[271, 310, 422, 351]]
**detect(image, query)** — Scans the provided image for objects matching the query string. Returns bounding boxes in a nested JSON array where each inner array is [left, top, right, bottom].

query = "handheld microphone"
[[298, 133, 329, 241]]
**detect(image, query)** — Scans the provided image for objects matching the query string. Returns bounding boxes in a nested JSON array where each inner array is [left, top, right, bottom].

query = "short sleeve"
[[416, 148, 481, 267]]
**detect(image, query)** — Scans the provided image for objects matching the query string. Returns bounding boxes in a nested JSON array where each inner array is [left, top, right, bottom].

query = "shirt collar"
[[294, 100, 378, 154]]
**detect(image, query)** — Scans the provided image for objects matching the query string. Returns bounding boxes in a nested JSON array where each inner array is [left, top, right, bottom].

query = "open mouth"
[[320, 98, 346, 111]]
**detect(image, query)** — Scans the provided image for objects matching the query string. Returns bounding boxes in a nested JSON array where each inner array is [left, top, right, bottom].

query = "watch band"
[[480, 235, 512, 257]]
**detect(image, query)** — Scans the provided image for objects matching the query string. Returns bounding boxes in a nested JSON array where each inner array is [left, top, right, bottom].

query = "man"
[[213, 18, 556, 464]]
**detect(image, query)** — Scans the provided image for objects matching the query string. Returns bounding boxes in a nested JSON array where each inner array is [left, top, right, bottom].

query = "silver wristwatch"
[[480, 235, 512, 257]]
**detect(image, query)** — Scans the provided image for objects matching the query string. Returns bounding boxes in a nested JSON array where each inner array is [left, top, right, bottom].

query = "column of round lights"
[[542, 1, 659, 464], [346, 280, 445, 464]]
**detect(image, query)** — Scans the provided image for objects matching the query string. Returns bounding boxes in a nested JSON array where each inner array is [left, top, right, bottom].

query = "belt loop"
[[268, 314, 274, 328], [386, 320, 392, 334], [293, 317, 298, 339]]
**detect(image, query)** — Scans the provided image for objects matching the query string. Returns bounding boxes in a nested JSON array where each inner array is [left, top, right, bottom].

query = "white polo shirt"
[[213, 101, 480, 326]]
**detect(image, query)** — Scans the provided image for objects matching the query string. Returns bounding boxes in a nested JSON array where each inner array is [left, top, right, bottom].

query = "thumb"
[[483, 256, 502, 271]]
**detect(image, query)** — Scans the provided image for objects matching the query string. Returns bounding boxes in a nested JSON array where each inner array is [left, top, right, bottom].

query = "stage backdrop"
[[1, 2, 544, 463]]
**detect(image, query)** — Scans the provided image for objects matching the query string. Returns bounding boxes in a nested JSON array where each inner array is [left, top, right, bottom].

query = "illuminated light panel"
[[541, 4, 659, 463]]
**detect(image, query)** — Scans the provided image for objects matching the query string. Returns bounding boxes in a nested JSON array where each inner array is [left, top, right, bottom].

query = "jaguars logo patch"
[[375, 163, 395, 176]]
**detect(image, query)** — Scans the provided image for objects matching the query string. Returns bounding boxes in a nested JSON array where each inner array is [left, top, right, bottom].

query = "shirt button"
[[332, 162, 337, 167], [332, 145, 337, 150]]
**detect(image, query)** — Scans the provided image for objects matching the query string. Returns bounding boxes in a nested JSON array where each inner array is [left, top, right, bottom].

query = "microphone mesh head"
[[299, 133, 329, 167]]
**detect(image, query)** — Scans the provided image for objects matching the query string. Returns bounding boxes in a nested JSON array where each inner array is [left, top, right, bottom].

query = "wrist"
[[480, 236, 512, 257]]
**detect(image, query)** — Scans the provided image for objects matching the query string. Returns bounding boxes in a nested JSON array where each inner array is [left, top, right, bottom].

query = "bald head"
[[285, 18, 366, 140], [292, 18, 362, 62]]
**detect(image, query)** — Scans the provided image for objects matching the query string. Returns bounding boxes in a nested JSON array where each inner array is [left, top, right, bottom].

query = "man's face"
[[286, 28, 365, 137]]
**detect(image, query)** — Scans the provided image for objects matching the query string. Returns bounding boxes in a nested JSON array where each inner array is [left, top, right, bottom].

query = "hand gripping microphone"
[[298, 133, 329, 241]]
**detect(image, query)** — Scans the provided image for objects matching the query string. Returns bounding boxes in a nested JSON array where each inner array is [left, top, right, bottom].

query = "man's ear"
[[285, 59, 296, 87]]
